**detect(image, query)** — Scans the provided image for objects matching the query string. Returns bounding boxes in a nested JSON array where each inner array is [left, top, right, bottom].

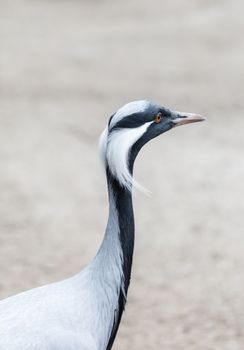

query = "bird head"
[[99, 100, 205, 192]]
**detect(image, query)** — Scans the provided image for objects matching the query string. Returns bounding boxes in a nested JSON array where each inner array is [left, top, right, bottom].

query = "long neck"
[[106, 169, 135, 349], [107, 168, 135, 298], [93, 168, 135, 350]]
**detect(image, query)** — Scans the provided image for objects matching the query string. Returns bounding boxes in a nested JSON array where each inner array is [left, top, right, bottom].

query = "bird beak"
[[173, 112, 206, 126]]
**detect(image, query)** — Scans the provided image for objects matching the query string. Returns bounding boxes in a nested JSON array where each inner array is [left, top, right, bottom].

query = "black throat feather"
[[106, 169, 135, 350]]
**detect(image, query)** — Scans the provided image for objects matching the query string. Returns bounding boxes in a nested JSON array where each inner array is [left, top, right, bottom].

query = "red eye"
[[155, 113, 162, 123]]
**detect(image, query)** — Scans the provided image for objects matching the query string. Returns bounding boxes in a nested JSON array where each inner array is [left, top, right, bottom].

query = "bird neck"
[[106, 168, 135, 297], [92, 167, 135, 350]]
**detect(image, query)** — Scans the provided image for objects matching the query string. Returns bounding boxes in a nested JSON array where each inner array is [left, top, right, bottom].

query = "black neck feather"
[[106, 169, 135, 350]]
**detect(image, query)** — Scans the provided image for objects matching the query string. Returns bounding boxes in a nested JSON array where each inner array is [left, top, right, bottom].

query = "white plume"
[[99, 122, 153, 192]]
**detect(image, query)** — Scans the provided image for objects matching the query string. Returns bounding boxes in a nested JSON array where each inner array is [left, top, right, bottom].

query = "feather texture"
[[109, 101, 149, 129], [100, 122, 153, 191], [0, 184, 125, 350]]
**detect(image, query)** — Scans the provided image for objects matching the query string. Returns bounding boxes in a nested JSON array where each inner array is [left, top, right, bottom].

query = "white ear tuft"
[[99, 122, 153, 193]]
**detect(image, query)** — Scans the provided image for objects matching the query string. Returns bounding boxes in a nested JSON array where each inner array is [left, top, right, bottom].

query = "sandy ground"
[[0, 0, 244, 349]]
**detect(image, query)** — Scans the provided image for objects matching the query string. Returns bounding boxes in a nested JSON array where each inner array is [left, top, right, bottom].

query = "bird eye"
[[155, 113, 162, 123]]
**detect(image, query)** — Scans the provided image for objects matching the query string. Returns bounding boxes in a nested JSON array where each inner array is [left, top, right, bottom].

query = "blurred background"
[[0, 0, 244, 349]]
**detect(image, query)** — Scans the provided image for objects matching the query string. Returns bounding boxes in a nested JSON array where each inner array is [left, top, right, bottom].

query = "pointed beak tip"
[[197, 115, 206, 122]]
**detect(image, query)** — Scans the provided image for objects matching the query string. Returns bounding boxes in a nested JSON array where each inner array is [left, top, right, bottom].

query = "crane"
[[0, 100, 205, 350]]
